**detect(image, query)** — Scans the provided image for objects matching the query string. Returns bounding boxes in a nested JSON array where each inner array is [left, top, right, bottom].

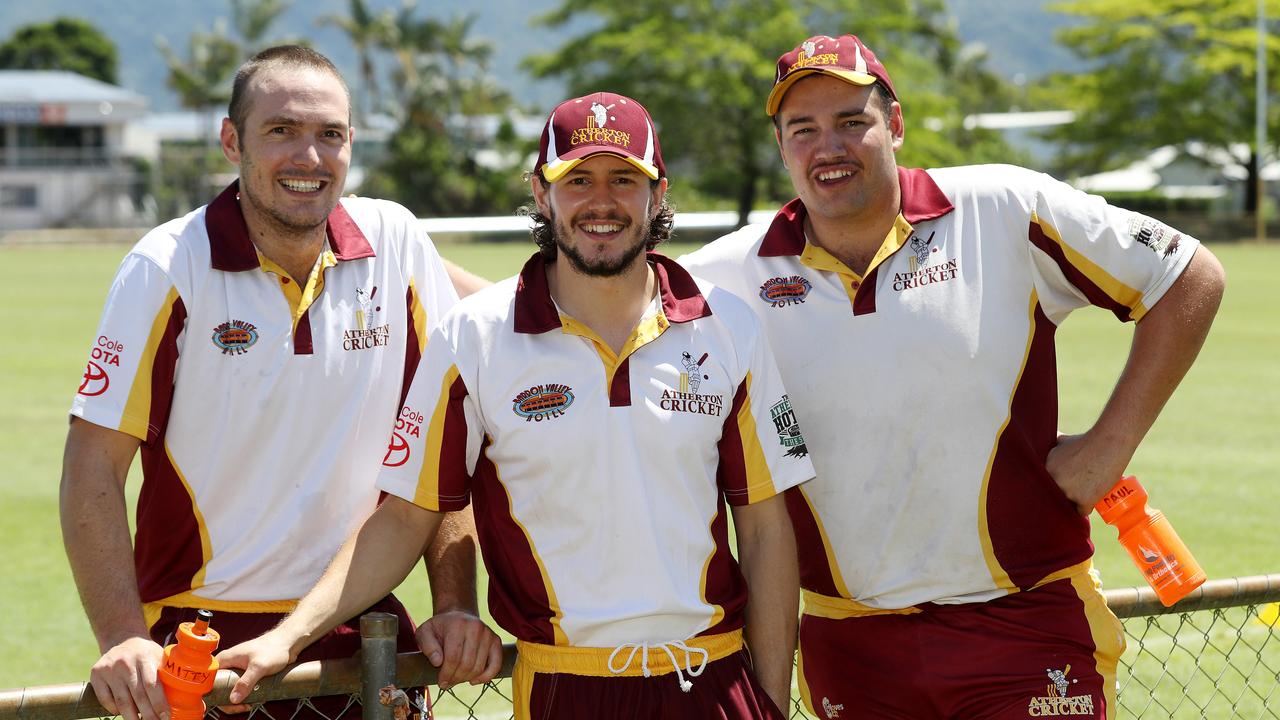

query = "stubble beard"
[[238, 147, 335, 239]]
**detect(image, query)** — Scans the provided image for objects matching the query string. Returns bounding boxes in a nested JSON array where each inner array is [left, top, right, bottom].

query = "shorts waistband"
[[515, 629, 743, 678], [802, 560, 1097, 620], [143, 592, 300, 630], [802, 590, 923, 620]]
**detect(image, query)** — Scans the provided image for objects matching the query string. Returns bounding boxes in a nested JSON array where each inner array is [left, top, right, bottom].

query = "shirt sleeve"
[[396, 212, 460, 406], [69, 253, 186, 445], [1025, 171, 1199, 324], [715, 305, 816, 506], [377, 318, 482, 512]]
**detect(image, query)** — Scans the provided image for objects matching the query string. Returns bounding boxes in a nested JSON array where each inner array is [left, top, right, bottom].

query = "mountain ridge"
[[0, 0, 1082, 112]]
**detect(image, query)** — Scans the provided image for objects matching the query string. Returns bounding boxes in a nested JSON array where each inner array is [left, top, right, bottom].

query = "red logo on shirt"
[[384, 407, 424, 467], [78, 361, 110, 397], [79, 335, 123, 396]]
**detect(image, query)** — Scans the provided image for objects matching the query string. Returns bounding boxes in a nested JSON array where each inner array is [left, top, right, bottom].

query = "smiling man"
[[681, 33, 1226, 720], [218, 92, 814, 720], [61, 46, 496, 720]]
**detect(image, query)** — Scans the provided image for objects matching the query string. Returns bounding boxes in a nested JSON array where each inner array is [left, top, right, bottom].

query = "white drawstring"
[[607, 640, 710, 692]]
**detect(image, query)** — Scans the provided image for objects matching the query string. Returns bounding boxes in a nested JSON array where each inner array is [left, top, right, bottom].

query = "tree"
[[356, 3, 527, 215], [157, 21, 241, 110], [318, 0, 394, 123], [231, 0, 297, 55], [524, 0, 1020, 225], [1044, 0, 1280, 212], [0, 18, 118, 84]]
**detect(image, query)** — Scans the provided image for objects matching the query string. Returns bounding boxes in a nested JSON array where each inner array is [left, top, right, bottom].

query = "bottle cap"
[[178, 610, 220, 653], [1094, 475, 1148, 524]]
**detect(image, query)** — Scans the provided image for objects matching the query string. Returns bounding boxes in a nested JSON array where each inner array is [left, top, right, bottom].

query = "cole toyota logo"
[[758, 275, 813, 307], [211, 320, 258, 355], [1025, 665, 1094, 716], [79, 335, 123, 396], [512, 383, 574, 422], [769, 395, 808, 457], [821, 697, 844, 719], [345, 286, 391, 351], [383, 405, 423, 467]]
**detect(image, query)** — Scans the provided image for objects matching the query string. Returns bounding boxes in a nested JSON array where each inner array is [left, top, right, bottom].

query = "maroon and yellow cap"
[[536, 91, 665, 182], [766, 34, 897, 116]]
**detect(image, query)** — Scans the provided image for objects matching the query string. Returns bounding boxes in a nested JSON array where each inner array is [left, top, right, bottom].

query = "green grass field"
[[0, 239, 1276, 699]]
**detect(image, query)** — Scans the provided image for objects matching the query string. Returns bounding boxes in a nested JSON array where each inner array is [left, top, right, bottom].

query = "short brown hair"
[[228, 45, 349, 136]]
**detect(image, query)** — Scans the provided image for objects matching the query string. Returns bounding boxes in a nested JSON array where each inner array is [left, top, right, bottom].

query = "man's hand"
[[89, 636, 169, 720], [1046, 432, 1127, 515], [414, 610, 502, 690], [217, 631, 296, 705]]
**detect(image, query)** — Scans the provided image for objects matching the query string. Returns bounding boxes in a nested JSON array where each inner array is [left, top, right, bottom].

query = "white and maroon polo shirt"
[[70, 182, 458, 610], [377, 252, 814, 647], [680, 164, 1199, 609]]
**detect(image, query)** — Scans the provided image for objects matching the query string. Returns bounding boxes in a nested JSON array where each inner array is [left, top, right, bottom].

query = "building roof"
[[0, 70, 147, 124]]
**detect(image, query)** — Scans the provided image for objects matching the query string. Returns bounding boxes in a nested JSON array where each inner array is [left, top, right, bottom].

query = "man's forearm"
[[1087, 248, 1226, 468], [276, 497, 444, 657], [60, 419, 148, 650], [424, 507, 480, 614], [733, 496, 800, 710]]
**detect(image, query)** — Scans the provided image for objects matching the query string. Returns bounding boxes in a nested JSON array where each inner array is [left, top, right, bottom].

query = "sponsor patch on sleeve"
[[1127, 216, 1182, 258]]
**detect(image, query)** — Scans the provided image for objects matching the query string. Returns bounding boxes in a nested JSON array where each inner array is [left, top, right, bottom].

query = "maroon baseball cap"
[[536, 91, 665, 182], [766, 34, 898, 116]]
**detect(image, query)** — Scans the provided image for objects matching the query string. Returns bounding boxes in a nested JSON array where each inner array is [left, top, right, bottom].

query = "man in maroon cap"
[[219, 91, 814, 720], [682, 33, 1225, 719]]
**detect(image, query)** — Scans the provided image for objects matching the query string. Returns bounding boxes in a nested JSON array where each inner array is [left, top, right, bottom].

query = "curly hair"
[[520, 173, 675, 260]]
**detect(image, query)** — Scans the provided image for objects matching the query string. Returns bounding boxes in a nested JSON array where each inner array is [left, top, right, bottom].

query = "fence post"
[[360, 612, 398, 720]]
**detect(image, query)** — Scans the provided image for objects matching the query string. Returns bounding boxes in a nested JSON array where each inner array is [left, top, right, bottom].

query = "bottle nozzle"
[[193, 609, 213, 637]]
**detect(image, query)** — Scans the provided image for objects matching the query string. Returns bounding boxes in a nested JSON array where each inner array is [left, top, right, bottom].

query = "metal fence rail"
[[2, 574, 1276, 720]]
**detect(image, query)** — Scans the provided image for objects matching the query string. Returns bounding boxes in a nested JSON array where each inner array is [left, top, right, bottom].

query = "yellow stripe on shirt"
[[407, 278, 428, 355], [976, 289, 1038, 594], [120, 286, 181, 441], [734, 371, 775, 504], [1031, 212, 1147, 318], [414, 364, 461, 511]]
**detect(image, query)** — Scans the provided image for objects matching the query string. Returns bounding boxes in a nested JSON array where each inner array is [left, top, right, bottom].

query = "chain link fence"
[[2, 574, 1275, 720]]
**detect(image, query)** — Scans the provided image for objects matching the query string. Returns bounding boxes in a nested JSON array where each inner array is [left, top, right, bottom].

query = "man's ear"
[[650, 177, 669, 219], [220, 118, 241, 166], [530, 174, 552, 216]]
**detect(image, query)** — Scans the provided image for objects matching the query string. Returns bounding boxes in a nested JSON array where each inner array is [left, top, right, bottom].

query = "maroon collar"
[[205, 180, 375, 271], [758, 167, 954, 257], [513, 251, 713, 335]]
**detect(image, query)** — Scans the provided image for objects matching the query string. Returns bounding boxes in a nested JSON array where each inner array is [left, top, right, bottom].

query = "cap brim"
[[766, 68, 879, 116], [541, 149, 660, 183]]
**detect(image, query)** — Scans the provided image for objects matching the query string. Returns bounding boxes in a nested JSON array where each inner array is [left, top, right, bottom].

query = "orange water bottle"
[[1094, 476, 1206, 606], [158, 609, 221, 720]]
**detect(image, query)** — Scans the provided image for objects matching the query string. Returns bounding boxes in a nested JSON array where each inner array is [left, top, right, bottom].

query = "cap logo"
[[801, 40, 817, 57], [571, 108, 632, 148]]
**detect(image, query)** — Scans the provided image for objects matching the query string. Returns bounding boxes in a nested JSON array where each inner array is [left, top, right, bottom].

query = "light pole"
[[1257, 0, 1268, 242]]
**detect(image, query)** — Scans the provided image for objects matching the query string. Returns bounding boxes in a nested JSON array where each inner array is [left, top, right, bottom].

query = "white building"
[[0, 70, 150, 231]]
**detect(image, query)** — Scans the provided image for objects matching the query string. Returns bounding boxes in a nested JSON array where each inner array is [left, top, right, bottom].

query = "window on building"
[[0, 185, 38, 208]]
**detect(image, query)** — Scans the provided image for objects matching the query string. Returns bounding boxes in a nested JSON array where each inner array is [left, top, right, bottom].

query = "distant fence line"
[[7, 208, 1277, 246], [1, 574, 1277, 720]]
